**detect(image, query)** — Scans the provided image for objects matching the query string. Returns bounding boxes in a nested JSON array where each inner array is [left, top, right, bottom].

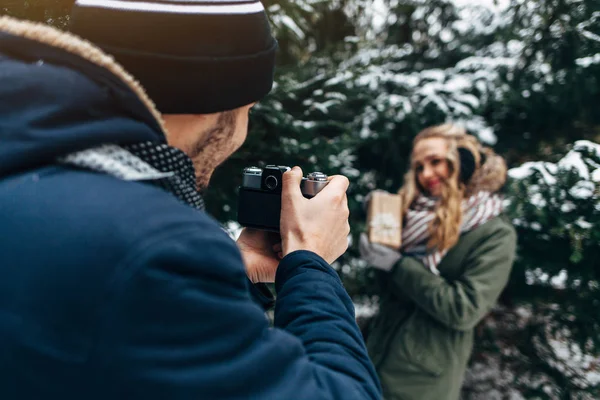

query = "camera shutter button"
[[307, 172, 327, 181]]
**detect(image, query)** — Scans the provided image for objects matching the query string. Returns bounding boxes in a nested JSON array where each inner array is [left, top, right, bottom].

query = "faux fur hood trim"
[[466, 147, 508, 196], [0, 16, 167, 135]]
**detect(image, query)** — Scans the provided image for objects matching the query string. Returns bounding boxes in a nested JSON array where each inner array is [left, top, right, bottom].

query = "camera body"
[[237, 165, 329, 232]]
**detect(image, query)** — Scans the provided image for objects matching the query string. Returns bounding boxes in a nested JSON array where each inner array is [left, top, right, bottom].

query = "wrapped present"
[[367, 191, 403, 249]]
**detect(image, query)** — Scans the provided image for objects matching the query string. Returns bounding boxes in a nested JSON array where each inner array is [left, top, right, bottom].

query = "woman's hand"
[[359, 233, 401, 272]]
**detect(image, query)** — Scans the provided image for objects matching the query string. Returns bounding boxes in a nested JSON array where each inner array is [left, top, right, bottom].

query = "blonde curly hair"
[[398, 123, 507, 251]]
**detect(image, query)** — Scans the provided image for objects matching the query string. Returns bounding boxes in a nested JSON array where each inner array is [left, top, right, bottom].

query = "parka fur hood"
[[0, 16, 170, 178], [0, 16, 166, 133], [467, 146, 508, 195]]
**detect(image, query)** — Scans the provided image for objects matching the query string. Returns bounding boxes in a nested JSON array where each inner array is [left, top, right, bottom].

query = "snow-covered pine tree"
[[463, 141, 600, 399]]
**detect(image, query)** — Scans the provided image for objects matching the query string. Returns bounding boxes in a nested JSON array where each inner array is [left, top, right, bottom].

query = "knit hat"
[[69, 0, 277, 114]]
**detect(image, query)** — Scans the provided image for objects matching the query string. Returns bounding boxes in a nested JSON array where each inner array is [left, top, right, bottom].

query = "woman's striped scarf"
[[401, 191, 504, 275]]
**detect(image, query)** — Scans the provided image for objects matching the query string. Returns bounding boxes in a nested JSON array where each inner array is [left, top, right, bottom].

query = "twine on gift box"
[[369, 213, 401, 238]]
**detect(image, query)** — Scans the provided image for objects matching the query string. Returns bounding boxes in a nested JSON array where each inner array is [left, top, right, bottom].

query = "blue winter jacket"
[[0, 19, 381, 399]]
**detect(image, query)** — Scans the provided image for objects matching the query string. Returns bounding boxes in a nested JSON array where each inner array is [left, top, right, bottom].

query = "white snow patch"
[[559, 151, 590, 180], [569, 181, 595, 200], [508, 162, 558, 184], [550, 269, 567, 289], [575, 218, 593, 230], [224, 221, 243, 240], [576, 54, 600, 67], [354, 302, 379, 318], [561, 201, 576, 213]]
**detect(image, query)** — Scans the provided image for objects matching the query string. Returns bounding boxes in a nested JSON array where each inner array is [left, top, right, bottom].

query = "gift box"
[[367, 191, 403, 249]]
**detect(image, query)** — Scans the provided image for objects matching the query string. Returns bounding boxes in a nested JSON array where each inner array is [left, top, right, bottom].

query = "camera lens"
[[265, 175, 278, 190]]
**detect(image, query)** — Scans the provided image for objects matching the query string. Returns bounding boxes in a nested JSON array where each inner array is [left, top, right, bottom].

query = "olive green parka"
[[366, 215, 517, 400]]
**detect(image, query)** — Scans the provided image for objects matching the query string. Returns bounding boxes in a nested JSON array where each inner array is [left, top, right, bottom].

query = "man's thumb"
[[282, 166, 303, 199]]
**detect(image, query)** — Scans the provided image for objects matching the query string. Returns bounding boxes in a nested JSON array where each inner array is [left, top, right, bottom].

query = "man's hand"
[[280, 166, 350, 264], [237, 228, 282, 283]]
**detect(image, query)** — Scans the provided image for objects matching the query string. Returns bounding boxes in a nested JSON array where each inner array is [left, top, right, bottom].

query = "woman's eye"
[[416, 165, 423, 172], [431, 159, 441, 166]]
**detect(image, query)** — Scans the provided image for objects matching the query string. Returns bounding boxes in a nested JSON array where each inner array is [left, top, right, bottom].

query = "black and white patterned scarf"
[[402, 191, 504, 275], [59, 142, 204, 210]]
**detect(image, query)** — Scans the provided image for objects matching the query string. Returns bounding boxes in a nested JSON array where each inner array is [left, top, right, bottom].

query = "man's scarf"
[[402, 191, 504, 274], [59, 142, 204, 210]]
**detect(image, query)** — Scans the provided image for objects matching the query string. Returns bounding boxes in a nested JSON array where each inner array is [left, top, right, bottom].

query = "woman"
[[360, 123, 517, 400]]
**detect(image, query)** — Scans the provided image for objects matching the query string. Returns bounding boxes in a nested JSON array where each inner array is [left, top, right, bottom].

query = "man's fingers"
[[326, 175, 350, 193], [318, 175, 349, 202], [282, 166, 304, 201]]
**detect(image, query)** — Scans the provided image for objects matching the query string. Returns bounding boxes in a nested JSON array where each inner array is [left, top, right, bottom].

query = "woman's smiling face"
[[412, 137, 451, 197]]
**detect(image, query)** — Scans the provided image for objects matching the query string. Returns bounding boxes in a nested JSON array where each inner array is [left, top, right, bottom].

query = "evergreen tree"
[[464, 141, 600, 399]]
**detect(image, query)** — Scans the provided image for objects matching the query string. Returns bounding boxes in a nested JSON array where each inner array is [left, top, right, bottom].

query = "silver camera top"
[[301, 171, 328, 198], [243, 166, 262, 175], [306, 171, 327, 182], [241, 166, 329, 197], [242, 166, 262, 189]]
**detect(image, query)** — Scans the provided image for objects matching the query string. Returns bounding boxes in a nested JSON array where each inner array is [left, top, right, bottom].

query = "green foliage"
[[462, 141, 599, 398], [506, 141, 600, 350], [485, 0, 600, 160], [264, 0, 362, 65]]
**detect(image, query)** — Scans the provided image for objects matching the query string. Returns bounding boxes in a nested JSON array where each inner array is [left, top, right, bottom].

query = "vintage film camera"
[[237, 165, 329, 232]]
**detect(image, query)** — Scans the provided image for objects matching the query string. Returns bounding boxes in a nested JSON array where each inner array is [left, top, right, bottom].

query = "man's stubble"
[[188, 110, 237, 192]]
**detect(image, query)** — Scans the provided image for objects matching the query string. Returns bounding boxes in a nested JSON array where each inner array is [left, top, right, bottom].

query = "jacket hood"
[[466, 147, 508, 196], [0, 17, 168, 178]]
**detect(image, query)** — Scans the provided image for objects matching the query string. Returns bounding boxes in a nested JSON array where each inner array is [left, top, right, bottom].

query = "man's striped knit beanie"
[[69, 0, 277, 114]]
